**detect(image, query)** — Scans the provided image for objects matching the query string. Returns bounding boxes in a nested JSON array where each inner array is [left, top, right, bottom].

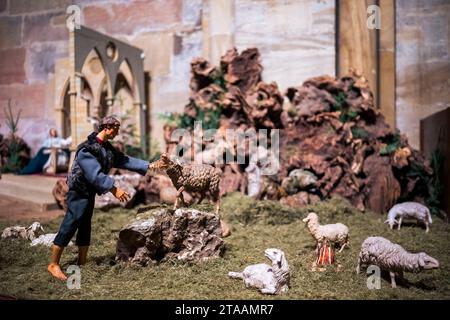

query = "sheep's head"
[[28, 222, 44, 234], [148, 153, 174, 172], [264, 248, 285, 268], [384, 218, 398, 230], [418, 252, 439, 270], [302, 212, 318, 224]]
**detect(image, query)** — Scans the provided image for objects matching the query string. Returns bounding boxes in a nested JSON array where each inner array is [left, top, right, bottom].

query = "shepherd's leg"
[[48, 245, 67, 280]]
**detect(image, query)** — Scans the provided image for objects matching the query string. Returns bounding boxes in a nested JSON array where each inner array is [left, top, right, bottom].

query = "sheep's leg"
[[356, 256, 361, 274], [315, 241, 322, 255], [425, 221, 430, 233], [214, 197, 220, 216], [397, 217, 403, 230], [389, 271, 397, 288], [261, 286, 276, 294], [197, 193, 205, 204], [338, 243, 347, 253], [179, 192, 187, 207], [173, 186, 185, 210], [228, 272, 244, 279]]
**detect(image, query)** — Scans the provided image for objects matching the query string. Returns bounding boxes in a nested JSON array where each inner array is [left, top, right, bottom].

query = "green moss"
[[0, 195, 449, 300], [351, 126, 369, 140], [379, 132, 401, 155]]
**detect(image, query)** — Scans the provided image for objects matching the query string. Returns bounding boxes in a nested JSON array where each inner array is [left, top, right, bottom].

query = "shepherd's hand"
[[111, 186, 130, 202]]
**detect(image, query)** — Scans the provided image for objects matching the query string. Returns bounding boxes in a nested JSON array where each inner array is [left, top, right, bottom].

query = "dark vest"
[[67, 132, 124, 196]]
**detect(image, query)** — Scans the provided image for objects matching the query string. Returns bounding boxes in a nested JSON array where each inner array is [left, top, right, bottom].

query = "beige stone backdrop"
[[396, 0, 450, 149], [0, 0, 449, 155]]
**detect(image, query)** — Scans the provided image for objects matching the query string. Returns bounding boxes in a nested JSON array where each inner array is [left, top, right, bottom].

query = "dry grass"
[[0, 193, 449, 300]]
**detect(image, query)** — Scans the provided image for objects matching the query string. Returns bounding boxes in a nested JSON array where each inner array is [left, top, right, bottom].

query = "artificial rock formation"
[[159, 49, 435, 214], [115, 208, 225, 265], [52, 178, 69, 211], [95, 176, 136, 210]]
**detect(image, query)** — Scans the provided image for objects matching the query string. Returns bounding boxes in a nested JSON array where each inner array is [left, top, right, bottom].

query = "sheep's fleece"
[[302, 212, 349, 253], [385, 202, 432, 233], [1, 222, 44, 241], [228, 248, 290, 295], [356, 236, 439, 288]]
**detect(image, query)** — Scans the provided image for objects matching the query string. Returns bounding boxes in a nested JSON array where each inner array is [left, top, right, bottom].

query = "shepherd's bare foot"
[[48, 263, 67, 280]]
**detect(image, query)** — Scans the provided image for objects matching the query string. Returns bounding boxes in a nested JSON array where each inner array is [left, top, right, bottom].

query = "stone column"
[[203, 0, 235, 65]]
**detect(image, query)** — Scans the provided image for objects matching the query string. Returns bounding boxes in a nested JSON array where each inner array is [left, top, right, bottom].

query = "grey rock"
[[116, 208, 224, 265], [281, 169, 318, 195]]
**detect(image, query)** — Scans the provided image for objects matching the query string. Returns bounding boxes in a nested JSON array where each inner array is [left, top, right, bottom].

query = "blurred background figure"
[[19, 128, 71, 175]]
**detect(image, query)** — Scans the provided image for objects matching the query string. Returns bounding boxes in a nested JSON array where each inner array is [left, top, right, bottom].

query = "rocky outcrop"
[[95, 176, 136, 210], [115, 208, 225, 265], [160, 49, 436, 214], [52, 178, 69, 211]]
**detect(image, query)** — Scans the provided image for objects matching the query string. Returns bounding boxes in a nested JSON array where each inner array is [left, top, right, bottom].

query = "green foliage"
[[159, 102, 223, 131], [427, 150, 445, 217], [4, 99, 21, 135], [379, 132, 401, 155], [193, 103, 223, 130], [158, 112, 193, 130], [211, 68, 227, 91], [2, 100, 26, 173], [2, 142, 21, 173], [332, 91, 347, 112], [339, 109, 358, 123], [407, 150, 445, 218], [351, 126, 369, 140], [331, 91, 359, 123]]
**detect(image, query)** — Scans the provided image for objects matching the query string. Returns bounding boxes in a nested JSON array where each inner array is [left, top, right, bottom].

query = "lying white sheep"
[[228, 248, 290, 295], [385, 202, 432, 233], [302, 212, 349, 253], [1, 222, 44, 241], [356, 236, 439, 288]]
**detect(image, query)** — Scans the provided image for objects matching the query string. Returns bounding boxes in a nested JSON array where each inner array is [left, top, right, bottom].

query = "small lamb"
[[385, 202, 432, 233], [148, 153, 221, 214], [228, 248, 290, 295], [356, 236, 439, 288], [1, 222, 44, 241], [302, 212, 349, 253]]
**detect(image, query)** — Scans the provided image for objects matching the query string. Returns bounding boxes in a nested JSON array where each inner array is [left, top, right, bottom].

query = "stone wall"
[[0, 0, 336, 155], [6, 0, 449, 156], [396, 0, 450, 149]]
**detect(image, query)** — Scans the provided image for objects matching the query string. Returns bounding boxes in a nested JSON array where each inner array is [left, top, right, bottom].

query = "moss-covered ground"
[[1, 193, 449, 299]]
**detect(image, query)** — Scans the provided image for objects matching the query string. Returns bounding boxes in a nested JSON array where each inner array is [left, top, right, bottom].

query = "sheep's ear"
[[276, 253, 283, 267], [384, 219, 389, 224], [418, 253, 425, 267]]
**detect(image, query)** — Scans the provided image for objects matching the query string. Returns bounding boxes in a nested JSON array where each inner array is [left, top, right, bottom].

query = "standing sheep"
[[228, 248, 290, 295], [148, 153, 221, 214], [385, 202, 432, 233], [302, 212, 349, 253], [356, 236, 439, 288]]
